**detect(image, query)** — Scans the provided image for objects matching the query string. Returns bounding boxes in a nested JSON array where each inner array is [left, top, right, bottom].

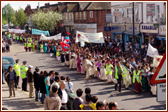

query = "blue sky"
[[1, 1, 58, 11]]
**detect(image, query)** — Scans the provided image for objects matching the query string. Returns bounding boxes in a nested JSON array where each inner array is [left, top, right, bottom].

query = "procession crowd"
[[2, 31, 165, 110]]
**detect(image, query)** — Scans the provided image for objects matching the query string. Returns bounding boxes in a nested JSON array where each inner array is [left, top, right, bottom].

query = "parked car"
[[2, 25, 8, 32], [2, 56, 15, 71]]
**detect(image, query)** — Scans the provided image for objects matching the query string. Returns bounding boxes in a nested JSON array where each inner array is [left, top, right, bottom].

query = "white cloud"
[[1, 1, 58, 11]]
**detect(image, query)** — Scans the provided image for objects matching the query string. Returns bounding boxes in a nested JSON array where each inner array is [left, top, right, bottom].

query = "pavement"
[[1, 42, 167, 110]]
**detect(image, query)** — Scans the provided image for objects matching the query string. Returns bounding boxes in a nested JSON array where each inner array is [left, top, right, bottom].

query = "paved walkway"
[[1, 83, 44, 110]]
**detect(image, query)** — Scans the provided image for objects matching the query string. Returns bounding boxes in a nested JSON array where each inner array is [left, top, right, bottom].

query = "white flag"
[[147, 43, 159, 57]]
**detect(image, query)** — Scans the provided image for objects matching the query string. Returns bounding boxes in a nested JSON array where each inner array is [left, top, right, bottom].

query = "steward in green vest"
[[28, 42, 32, 52], [16, 36, 20, 43], [133, 67, 142, 93], [25, 42, 28, 52], [114, 61, 123, 92], [13, 59, 20, 88], [32, 42, 35, 52], [20, 36, 23, 43], [20, 61, 28, 91]]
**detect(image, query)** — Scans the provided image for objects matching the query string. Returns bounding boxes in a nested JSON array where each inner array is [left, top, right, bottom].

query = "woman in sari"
[[43, 42, 48, 53], [44, 71, 50, 96], [77, 54, 81, 73], [96, 58, 102, 78], [140, 64, 149, 92]]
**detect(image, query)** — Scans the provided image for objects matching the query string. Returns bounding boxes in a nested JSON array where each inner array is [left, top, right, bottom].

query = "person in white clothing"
[[65, 76, 73, 92], [50, 76, 60, 93]]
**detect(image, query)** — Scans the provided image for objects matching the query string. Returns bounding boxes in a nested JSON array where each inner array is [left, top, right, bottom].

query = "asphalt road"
[[2, 42, 166, 110]]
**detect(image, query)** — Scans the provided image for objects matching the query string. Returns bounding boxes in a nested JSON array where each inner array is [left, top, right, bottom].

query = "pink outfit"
[[96, 62, 102, 78]]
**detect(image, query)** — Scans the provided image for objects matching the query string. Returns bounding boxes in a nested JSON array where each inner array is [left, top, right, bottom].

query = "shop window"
[[115, 16, 119, 23], [71, 13, 74, 20]]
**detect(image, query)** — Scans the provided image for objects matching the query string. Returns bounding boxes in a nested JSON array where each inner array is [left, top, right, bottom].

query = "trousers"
[[28, 82, 34, 97], [115, 75, 122, 92], [15, 76, 20, 88], [8, 80, 15, 96], [22, 78, 27, 91]]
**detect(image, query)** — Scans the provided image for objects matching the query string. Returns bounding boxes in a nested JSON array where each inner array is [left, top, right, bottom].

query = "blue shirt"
[[9, 71, 14, 80]]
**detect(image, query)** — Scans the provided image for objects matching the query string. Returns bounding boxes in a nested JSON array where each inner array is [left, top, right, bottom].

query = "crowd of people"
[[2, 31, 166, 110]]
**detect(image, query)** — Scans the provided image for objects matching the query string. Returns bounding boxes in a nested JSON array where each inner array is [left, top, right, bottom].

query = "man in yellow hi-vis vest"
[[114, 61, 123, 92], [106, 59, 113, 83], [20, 61, 28, 91], [28, 42, 32, 52], [13, 59, 20, 89]]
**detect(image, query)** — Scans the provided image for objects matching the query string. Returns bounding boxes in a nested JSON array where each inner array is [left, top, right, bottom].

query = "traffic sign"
[[151, 53, 166, 84], [157, 83, 166, 102]]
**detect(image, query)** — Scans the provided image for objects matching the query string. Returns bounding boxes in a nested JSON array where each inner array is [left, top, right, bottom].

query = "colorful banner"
[[147, 4, 155, 16], [147, 43, 159, 57], [153, 55, 163, 67], [32, 28, 50, 36], [40, 33, 61, 40], [76, 31, 104, 43]]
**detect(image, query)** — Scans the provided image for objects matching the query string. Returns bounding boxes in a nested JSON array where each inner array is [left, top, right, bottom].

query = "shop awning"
[[111, 30, 124, 34], [123, 31, 141, 36], [157, 36, 166, 41]]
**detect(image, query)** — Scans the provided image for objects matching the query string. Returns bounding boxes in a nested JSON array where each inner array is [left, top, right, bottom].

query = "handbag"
[[66, 82, 77, 100]]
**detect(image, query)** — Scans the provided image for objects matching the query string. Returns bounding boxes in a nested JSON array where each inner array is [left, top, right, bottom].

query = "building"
[[111, 2, 166, 48]]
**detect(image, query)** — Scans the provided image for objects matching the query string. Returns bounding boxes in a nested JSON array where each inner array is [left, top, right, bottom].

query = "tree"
[[2, 4, 15, 25], [15, 8, 27, 28], [30, 10, 63, 31]]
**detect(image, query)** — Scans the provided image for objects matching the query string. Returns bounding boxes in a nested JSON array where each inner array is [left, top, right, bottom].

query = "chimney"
[[45, 3, 50, 7]]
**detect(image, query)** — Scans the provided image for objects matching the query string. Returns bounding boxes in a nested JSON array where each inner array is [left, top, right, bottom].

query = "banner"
[[32, 28, 50, 36], [40, 33, 61, 40], [153, 55, 163, 67], [147, 43, 159, 57], [8, 29, 26, 33], [76, 31, 104, 43]]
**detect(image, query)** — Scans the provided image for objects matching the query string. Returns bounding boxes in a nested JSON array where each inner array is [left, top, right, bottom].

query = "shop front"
[[111, 24, 125, 43], [123, 24, 142, 49], [140, 24, 159, 44], [74, 24, 97, 35], [157, 25, 166, 47]]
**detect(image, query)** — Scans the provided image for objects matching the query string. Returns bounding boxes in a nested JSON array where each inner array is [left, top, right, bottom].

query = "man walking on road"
[[20, 61, 28, 91], [114, 61, 123, 92], [13, 59, 20, 88], [27, 65, 34, 98]]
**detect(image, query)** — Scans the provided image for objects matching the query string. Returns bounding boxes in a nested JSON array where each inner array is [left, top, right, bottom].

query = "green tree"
[[16, 8, 27, 28], [30, 10, 63, 31], [2, 4, 15, 25]]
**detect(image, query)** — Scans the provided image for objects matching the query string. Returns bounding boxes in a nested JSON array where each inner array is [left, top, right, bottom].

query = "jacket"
[[44, 93, 62, 110], [34, 71, 40, 90], [57, 88, 71, 110], [39, 75, 46, 94], [73, 97, 83, 110], [5, 70, 17, 84], [27, 69, 34, 83]]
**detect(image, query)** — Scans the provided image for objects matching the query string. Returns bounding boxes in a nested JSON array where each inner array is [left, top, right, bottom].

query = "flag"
[[147, 43, 159, 57], [66, 31, 71, 35], [153, 55, 163, 67]]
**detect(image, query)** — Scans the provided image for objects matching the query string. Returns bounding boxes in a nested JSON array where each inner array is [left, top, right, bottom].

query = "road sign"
[[157, 83, 166, 102], [151, 53, 166, 84]]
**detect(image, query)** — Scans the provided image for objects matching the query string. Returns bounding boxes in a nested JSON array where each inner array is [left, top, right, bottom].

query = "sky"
[[1, 1, 58, 11]]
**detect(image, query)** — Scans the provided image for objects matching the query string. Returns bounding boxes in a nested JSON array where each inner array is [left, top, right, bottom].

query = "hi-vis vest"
[[28, 43, 31, 47], [115, 66, 123, 79], [25, 42, 28, 47], [13, 63, 20, 76], [17, 36, 19, 40], [35, 41, 38, 45], [133, 70, 140, 83], [106, 64, 112, 75], [20, 36, 22, 40], [40, 44, 43, 49], [20, 65, 28, 78]]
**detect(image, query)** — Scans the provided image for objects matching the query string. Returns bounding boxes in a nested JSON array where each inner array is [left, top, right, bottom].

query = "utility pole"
[[132, 2, 135, 49], [105, 2, 107, 38]]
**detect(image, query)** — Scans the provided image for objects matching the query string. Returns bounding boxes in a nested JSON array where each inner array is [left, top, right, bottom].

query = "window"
[[83, 11, 86, 20], [90, 11, 93, 18], [69, 13, 71, 20], [76, 12, 78, 20], [115, 16, 119, 23], [65, 13, 68, 20], [71, 13, 74, 20], [157, 5, 160, 18], [79, 12, 82, 20]]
